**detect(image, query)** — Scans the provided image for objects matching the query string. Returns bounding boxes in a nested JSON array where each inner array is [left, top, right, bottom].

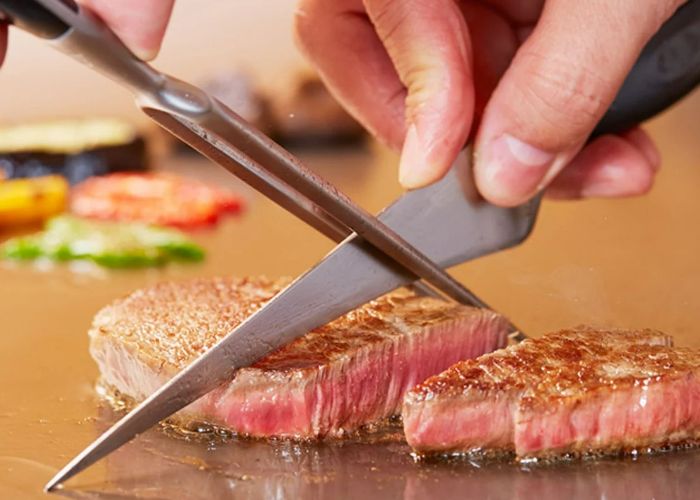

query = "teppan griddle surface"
[[3, 111, 700, 499]]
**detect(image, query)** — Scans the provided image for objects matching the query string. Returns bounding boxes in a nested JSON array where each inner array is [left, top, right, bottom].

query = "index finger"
[[363, 0, 474, 189]]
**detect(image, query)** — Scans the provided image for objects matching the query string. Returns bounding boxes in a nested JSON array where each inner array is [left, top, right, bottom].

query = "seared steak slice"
[[90, 276, 509, 438], [403, 328, 700, 459]]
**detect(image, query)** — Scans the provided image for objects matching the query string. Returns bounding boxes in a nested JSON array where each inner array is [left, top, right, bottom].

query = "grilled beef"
[[403, 328, 700, 459], [90, 276, 509, 438]]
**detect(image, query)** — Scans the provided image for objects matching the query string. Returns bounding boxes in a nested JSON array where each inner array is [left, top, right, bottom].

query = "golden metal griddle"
[[1, 146, 700, 498], [1, 0, 700, 498]]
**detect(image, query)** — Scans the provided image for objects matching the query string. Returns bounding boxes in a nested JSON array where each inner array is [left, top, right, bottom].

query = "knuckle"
[[512, 51, 611, 140]]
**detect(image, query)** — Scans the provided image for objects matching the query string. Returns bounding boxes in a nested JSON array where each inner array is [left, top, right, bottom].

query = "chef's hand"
[[0, 0, 174, 66], [295, 0, 682, 206]]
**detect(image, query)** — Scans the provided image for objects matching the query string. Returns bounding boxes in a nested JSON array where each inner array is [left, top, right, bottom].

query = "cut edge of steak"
[[403, 328, 700, 459], [89, 276, 510, 439]]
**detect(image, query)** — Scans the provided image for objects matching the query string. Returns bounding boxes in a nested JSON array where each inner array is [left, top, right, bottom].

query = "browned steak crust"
[[403, 328, 700, 459], [90, 276, 509, 438]]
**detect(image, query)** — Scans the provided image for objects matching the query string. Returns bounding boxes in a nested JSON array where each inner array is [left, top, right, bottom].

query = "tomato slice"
[[70, 173, 244, 228]]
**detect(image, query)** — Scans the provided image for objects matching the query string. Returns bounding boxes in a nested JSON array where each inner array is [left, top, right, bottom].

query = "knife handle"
[[593, 0, 700, 136], [0, 0, 76, 39]]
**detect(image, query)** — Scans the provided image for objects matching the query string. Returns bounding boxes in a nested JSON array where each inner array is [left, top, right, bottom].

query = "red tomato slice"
[[70, 173, 244, 228]]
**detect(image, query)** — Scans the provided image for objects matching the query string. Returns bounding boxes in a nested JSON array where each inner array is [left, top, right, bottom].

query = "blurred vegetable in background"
[[1, 215, 204, 268], [70, 172, 244, 228], [0, 119, 148, 185], [0, 175, 68, 227]]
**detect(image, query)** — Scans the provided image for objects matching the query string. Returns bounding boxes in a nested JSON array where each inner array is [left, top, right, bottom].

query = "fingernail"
[[479, 133, 555, 204], [398, 125, 435, 189], [580, 164, 632, 197], [132, 46, 157, 61], [625, 128, 661, 170]]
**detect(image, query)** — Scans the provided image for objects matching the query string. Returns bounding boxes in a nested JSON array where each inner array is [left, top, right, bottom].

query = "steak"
[[403, 328, 700, 459], [90, 276, 509, 438]]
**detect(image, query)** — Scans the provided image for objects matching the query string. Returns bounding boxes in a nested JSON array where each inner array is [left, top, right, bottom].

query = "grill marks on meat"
[[402, 328, 700, 459], [90, 276, 509, 438]]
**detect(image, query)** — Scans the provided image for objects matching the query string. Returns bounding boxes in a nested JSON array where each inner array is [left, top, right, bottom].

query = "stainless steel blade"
[[46, 151, 539, 491]]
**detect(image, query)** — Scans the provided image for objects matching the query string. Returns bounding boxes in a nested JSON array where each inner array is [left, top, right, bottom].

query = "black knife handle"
[[0, 0, 77, 39], [593, 0, 700, 136]]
